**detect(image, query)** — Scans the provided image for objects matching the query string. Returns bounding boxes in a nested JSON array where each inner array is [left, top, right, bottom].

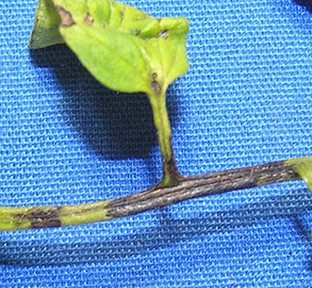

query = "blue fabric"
[[1, 0, 312, 286]]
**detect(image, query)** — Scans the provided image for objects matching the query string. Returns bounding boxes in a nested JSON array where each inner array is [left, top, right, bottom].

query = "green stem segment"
[[0, 201, 111, 231], [148, 88, 180, 187], [1, 158, 311, 231]]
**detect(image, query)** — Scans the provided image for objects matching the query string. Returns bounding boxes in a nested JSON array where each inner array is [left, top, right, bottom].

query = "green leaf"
[[30, 0, 64, 49], [50, 0, 189, 94]]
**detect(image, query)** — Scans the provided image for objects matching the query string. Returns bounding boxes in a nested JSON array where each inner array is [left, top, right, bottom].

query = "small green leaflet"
[[31, 0, 189, 96]]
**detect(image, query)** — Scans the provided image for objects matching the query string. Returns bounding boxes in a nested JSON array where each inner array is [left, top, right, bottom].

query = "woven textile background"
[[1, 0, 312, 287]]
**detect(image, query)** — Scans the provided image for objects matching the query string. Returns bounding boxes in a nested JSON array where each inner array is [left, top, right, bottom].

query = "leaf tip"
[[29, 0, 64, 49]]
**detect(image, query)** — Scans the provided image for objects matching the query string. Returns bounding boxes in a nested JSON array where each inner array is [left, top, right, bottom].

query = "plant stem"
[[1, 158, 310, 231], [148, 89, 180, 186]]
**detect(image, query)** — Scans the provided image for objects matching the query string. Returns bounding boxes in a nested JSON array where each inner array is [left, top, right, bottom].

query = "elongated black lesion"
[[107, 161, 299, 219], [163, 156, 181, 182], [159, 144, 182, 187], [15, 207, 62, 229], [1, 159, 304, 231]]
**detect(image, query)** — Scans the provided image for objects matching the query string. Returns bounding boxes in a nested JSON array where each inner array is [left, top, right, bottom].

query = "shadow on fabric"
[[1, 189, 311, 267], [294, 0, 312, 11], [29, 45, 179, 160], [292, 214, 312, 270]]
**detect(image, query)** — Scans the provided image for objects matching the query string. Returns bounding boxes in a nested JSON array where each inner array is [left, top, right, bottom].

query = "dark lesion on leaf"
[[56, 6, 76, 27], [151, 72, 162, 95], [84, 13, 94, 26], [159, 29, 169, 40], [15, 207, 62, 229], [131, 29, 141, 36], [120, 9, 125, 21]]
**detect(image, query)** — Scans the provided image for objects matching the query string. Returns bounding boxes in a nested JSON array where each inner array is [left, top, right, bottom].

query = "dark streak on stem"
[[164, 157, 181, 180], [6, 160, 301, 230], [107, 161, 299, 219], [16, 207, 62, 229], [160, 149, 182, 187]]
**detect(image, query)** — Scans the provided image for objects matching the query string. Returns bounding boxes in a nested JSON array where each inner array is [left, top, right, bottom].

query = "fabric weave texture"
[[0, 0, 312, 287]]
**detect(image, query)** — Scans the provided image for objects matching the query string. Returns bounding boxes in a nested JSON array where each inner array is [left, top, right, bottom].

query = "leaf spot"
[[57, 6, 75, 27], [159, 30, 169, 40], [84, 13, 94, 26], [151, 73, 161, 95], [132, 29, 141, 36], [120, 10, 125, 21]]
